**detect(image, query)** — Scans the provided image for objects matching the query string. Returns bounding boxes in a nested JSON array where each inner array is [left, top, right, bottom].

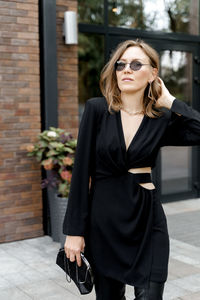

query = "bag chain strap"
[[64, 252, 89, 284]]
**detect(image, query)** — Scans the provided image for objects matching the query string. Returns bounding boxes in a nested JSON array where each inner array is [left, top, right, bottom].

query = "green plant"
[[27, 127, 77, 198]]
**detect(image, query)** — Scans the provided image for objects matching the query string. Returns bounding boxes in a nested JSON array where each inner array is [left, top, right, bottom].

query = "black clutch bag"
[[56, 247, 94, 295]]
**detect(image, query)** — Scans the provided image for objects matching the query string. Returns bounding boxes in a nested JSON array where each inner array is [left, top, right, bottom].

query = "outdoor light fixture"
[[63, 11, 78, 45]]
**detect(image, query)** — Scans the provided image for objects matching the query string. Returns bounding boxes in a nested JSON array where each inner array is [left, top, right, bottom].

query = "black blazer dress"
[[63, 97, 200, 288]]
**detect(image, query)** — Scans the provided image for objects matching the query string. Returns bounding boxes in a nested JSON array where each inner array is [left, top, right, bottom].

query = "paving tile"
[[3, 272, 30, 287], [0, 276, 12, 289], [171, 274, 200, 293], [53, 274, 96, 299], [166, 211, 200, 247], [0, 287, 32, 300], [168, 258, 200, 280], [163, 281, 189, 299], [163, 198, 200, 215], [28, 261, 64, 279], [0, 254, 29, 276], [19, 279, 81, 300], [3, 267, 46, 285], [175, 291, 200, 299]]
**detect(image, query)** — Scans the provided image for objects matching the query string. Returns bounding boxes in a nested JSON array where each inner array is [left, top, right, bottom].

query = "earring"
[[148, 81, 154, 101]]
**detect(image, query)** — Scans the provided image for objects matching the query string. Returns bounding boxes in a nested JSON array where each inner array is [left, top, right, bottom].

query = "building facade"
[[0, 0, 200, 242], [0, 0, 78, 243]]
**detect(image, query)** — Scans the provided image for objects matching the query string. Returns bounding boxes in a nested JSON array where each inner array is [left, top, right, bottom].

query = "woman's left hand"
[[155, 77, 176, 109]]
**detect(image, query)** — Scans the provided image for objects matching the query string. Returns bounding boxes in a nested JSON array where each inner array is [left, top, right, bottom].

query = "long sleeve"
[[62, 99, 96, 237], [160, 98, 200, 146]]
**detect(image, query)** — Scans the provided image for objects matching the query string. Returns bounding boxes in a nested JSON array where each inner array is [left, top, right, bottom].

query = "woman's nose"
[[123, 64, 132, 73]]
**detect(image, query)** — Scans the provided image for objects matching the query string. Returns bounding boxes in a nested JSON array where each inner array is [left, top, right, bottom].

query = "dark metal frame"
[[39, 0, 58, 235], [79, 1, 200, 202]]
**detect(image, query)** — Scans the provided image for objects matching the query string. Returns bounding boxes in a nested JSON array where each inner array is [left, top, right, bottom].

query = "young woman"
[[63, 39, 200, 300]]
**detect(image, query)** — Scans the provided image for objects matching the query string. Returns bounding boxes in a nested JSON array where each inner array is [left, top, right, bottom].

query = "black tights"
[[94, 273, 165, 300]]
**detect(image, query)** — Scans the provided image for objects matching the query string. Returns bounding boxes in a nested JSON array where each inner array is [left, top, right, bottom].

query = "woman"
[[63, 39, 200, 299]]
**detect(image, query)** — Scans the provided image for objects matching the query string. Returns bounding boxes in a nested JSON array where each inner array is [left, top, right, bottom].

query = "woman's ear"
[[150, 68, 158, 82]]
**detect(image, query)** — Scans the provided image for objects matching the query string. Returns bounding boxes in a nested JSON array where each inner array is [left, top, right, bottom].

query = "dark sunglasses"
[[115, 60, 151, 71]]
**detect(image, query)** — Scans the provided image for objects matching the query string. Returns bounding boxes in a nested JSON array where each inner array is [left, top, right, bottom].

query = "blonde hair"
[[100, 39, 162, 118]]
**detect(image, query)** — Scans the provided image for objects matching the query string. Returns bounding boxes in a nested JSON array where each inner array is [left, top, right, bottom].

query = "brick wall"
[[56, 0, 79, 137], [0, 0, 43, 242]]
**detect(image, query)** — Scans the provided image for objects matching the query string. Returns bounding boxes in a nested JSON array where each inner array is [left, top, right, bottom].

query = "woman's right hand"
[[64, 235, 85, 267]]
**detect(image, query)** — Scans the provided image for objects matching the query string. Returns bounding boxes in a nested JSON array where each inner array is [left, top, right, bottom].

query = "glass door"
[[157, 43, 200, 201], [160, 50, 193, 196]]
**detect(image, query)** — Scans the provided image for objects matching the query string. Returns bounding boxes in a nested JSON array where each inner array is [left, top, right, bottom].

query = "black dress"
[[63, 97, 200, 288]]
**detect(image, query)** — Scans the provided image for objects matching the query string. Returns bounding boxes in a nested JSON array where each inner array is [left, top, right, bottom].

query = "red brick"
[[16, 2, 38, 10], [0, 1, 16, 8], [0, 8, 28, 17], [0, 15, 17, 23], [0, 23, 29, 32], [11, 38, 28, 46], [18, 32, 38, 40], [28, 25, 38, 33], [17, 17, 38, 26]]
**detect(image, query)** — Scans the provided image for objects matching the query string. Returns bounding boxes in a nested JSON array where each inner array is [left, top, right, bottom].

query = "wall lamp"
[[63, 11, 78, 45]]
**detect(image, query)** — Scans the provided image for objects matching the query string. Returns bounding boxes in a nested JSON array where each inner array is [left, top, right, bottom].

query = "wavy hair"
[[100, 39, 162, 118]]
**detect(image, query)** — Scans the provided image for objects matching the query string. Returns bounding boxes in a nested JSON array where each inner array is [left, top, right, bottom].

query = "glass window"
[[78, 33, 104, 116], [108, 0, 199, 35], [78, 0, 104, 24], [160, 50, 193, 195]]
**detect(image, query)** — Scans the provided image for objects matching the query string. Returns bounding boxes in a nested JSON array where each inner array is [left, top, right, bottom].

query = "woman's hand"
[[64, 235, 85, 267], [155, 77, 176, 109]]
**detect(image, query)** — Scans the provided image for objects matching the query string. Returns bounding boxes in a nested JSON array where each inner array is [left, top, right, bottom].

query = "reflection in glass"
[[78, 33, 104, 115], [160, 50, 193, 194], [78, 0, 104, 24], [108, 0, 199, 35]]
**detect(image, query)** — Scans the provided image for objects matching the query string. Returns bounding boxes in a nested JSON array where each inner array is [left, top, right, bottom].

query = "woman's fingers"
[[64, 236, 84, 267], [68, 251, 82, 267], [76, 252, 82, 267], [156, 77, 175, 108]]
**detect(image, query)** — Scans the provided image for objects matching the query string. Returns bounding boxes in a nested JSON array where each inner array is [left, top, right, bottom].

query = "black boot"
[[134, 281, 165, 300], [94, 272, 126, 300]]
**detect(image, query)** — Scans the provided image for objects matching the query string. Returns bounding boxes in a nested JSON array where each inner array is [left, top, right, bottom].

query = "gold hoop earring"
[[148, 81, 154, 101]]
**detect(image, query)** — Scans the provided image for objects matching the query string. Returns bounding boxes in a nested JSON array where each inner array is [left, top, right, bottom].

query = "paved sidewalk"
[[0, 198, 200, 300]]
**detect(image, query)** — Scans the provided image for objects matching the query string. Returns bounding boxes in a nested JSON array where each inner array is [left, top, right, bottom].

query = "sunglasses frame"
[[115, 60, 151, 72]]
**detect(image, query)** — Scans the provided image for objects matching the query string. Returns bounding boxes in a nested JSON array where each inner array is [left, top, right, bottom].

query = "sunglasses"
[[115, 60, 151, 71]]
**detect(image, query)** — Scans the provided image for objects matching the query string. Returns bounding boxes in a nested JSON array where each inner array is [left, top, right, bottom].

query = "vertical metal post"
[[39, 0, 58, 130], [104, 0, 110, 62], [39, 0, 58, 235]]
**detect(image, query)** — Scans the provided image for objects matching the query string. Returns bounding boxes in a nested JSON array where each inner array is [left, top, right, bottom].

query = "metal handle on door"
[[194, 77, 200, 85], [194, 56, 200, 64]]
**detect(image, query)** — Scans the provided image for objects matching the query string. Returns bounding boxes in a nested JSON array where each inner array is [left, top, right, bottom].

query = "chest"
[[120, 110, 145, 151]]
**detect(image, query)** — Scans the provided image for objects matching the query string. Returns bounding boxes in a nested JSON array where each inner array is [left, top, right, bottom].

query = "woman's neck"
[[121, 91, 144, 111]]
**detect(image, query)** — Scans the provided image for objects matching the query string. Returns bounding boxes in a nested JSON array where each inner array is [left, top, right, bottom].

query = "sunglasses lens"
[[130, 61, 142, 71], [115, 61, 144, 71], [115, 62, 125, 71]]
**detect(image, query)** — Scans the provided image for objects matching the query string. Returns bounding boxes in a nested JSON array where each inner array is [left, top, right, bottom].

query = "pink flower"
[[63, 156, 73, 166], [43, 158, 54, 170], [27, 144, 34, 152], [60, 170, 72, 182]]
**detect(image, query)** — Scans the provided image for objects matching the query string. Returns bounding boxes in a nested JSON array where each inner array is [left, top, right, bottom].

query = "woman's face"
[[115, 46, 157, 95]]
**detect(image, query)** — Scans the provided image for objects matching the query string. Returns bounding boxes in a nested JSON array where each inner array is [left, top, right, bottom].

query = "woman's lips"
[[122, 78, 134, 81]]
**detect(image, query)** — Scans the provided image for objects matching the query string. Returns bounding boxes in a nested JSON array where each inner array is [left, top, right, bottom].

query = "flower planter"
[[47, 186, 60, 242], [26, 127, 76, 243], [56, 194, 69, 247], [47, 186, 69, 245]]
